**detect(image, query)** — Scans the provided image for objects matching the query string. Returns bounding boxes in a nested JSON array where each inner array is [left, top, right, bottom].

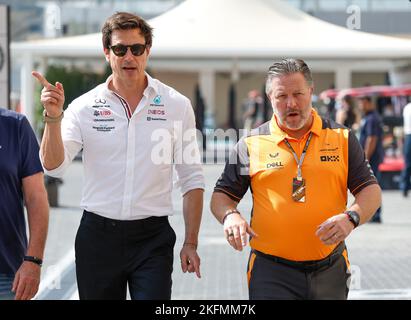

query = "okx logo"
[[321, 155, 340, 162]]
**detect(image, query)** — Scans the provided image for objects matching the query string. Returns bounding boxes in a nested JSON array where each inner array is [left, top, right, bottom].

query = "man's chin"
[[284, 121, 305, 131]]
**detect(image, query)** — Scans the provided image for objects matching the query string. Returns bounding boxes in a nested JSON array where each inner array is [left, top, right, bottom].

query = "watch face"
[[348, 211, 360, 226]]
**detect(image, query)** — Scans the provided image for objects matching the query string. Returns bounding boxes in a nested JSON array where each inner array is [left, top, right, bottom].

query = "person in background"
[[358, 96, 384, 223], [0, 108, 49, 300], [401, 101, 411, 197], [242, 90, 264, 131], [336, 95, 360, 132]]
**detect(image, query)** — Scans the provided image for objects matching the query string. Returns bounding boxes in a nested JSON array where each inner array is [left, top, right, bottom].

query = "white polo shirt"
[[44, 74, 205, 220], [403, 102, 411, 135]]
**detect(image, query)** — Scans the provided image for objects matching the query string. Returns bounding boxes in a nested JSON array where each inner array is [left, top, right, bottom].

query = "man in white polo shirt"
[[33, 12, 204, 300]]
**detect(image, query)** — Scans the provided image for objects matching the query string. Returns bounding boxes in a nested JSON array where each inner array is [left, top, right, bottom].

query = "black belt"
[[253, 242, 346, 272], [82, 210, 168, 230]]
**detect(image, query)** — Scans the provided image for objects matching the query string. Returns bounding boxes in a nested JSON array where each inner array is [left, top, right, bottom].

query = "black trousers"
[[248, 245, 351, 300], [75, 211, 176, 300]]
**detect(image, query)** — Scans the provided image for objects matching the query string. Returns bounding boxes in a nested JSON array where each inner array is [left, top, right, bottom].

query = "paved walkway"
[[36, 161, 411, 300]]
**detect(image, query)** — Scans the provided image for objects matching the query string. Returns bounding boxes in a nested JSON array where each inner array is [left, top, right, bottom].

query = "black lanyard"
[[283, 132, 313, 180]]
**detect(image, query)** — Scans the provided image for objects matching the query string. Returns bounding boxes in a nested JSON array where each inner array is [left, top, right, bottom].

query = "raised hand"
[[32, 71, 65, 117]]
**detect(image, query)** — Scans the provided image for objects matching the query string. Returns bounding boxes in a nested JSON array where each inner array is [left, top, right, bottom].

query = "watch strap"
[[43, 109, 64, 123], [24, 255, 43, 267], [345, 211, 360, 228]]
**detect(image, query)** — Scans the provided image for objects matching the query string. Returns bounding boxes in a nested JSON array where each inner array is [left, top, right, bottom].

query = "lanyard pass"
[[292, 177, 306, 202], [284, 132, 312, 203]]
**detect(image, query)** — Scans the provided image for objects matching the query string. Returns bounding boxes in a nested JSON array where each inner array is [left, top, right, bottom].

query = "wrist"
[[183, 242, 198, 249], [222, 208, 241, 224], [43, 109, 64, 123], [23, 255, 43, 267], [345, 210, 360, 228]]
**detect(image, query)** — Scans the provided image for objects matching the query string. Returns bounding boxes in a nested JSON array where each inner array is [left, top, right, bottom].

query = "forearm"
[[364, 137, 377, 160], [41, 122, 65, 170], [25, 187, 49, 259], [210, 192, 239, 224], [349, 184, 382, 225], [182, 189, 204, 244]]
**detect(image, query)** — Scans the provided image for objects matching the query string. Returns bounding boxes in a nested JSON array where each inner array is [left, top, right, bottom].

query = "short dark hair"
[[101, 12, 153, 49], [265, 58, 313, 96], [358, 96, 372, 103]]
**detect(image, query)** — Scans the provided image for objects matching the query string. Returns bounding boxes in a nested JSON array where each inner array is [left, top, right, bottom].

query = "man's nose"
[[286, 95, 297, 107], [123, 47, 135, 59]]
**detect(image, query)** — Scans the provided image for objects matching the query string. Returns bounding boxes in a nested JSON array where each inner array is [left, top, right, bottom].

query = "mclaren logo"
[[320, 147, 339, 152], [269, 152, 279, 158], [320, 155, 340, 162]]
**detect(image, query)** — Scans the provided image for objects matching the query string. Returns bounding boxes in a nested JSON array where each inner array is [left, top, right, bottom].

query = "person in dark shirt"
[[358, 96, 384, 223], [0, 108, 49, 300]]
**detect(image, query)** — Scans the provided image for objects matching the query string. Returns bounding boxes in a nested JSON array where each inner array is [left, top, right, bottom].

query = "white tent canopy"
[[11, 0, 411, 123], [12, 0, 411, 59], [12, 0, 411, 58], [149, 0, 411, 59]]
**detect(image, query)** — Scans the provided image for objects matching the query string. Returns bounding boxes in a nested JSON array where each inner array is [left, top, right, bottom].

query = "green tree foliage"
[[35, 64, 111, 135]]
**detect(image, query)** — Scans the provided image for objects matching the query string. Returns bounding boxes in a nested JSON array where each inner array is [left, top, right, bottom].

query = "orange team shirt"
[[214, 109, 378, 261]]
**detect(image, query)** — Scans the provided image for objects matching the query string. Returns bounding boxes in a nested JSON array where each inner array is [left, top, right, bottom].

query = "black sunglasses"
[[109, 43, 147, 57]]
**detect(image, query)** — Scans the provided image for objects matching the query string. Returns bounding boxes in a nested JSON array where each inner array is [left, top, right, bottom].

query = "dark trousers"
[[75, 211, 176, 300], [401, 134, 411, 194], [248, 245, 351, 300]]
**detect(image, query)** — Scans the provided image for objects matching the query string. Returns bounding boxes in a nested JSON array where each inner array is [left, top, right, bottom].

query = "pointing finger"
[[193, 260, 201, 279], [55, 82, 64, 93], [32, 71, 52, 88]]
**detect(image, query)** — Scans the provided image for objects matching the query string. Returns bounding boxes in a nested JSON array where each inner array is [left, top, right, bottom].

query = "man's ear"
[[309, 86, 314, 95], [267, 92, 274, 104], [103, 48, 110, 63]]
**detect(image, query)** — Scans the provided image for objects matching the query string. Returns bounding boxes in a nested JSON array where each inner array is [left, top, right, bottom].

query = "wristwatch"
[[345, 211, 360, 228], [43, 109, 64, 123]]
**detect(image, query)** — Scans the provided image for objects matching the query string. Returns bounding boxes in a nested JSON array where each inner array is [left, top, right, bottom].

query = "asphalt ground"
[[35, 161, 411, 300]]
